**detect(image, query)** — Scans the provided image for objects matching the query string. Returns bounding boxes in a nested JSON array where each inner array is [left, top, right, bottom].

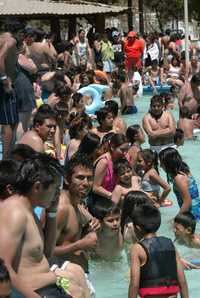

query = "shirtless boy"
[[174, 212, 200, 249], [52, 153, 99, 274], [89, 196, 123, 259], [143, 95, 176, 154], [19, 104, 57, 152], [112, 158, 140, 205], [118, 71, 137, 115], [0, 154, 89, 298]]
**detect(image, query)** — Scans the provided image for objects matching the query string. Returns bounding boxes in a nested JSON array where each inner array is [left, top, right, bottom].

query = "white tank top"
[[168, 65, 180, 78]]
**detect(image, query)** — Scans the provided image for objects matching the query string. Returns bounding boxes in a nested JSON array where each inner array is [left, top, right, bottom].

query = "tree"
[[144, 0, 183, 31]]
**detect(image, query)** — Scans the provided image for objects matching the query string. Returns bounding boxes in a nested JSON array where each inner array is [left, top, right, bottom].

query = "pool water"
[[90, 95, 200, 297]]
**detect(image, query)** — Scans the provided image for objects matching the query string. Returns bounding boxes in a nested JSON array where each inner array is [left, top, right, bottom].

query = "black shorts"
[[35, 283, 72, 298]]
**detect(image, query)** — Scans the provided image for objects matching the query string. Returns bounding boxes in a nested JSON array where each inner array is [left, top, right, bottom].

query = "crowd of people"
[[1, 19, 200, 298]]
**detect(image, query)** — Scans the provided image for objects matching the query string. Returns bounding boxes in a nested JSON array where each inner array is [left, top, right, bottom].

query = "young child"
[[89, 196, 123, 259], [174, 128, 184, 148], [136, 149, 172, 207], [128, 203, 189, 298], [112, 158, 141, 205], [174, 212, 200, 248], [126, 124, 145, 169], [0, 258, 11, 298], [144, 59, 164, 94], [118, 71, 138, 115], [178, 106, 195, 139], [159, 147, 200, 221]]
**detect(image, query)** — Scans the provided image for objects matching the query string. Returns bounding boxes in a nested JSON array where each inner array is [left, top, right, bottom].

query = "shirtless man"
[[0, 27, 18, 158], [52, 154, 98, 274], [179, 73, 200, 114], [0, 154, 90, 298], [143, 95, 176, 154], [19, 104, 56, 152], [24, 28, 57, 71]]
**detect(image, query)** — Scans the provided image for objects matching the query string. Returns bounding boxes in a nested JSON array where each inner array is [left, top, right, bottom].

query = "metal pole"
[[184, 0, 189, 65]]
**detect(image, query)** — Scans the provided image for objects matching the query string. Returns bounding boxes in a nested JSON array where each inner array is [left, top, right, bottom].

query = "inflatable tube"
[[190, 259, 200, 266], [78, 86, 104, 115], [143, 85, 171, 94], [90, 84, 110, 96]]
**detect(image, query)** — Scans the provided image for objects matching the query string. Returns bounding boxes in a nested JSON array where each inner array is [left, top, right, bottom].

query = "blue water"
[[90, 95, 200, 297]]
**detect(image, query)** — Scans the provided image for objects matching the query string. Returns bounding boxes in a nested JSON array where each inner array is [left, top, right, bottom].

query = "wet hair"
[[88, 195, 120, 220], [105, 100, 119, 117], [126, 124, 141, 144], [102, 132, 115, 145], [72, 93, 84, 107], [110, 133, 127, 149], [64, 153, 94, 181], [95, 107, 113, 125], [150, 95, 164, 107], [171, 56, 181, 66], [0, 160, 21, 199], [179, 106, 191, 118], [121, 191, 150, 233], [139, 149, 159, 173], [131, 203, 161, 233], [174, 128, 184, 144], [159, 147, 190, 178], [160, 92, 173, 107], [174, 212, 196, 234], [0, 258, 10, 283], [113, 157, 131, 176], [33, 104, 57, 127], [78, 132, 100, 157], [10, 144, 37, 161], [54, 81, 72, 100], [15, 153, 63, 195], [69, 115, 92, 139], [191, 72, 200, 87]]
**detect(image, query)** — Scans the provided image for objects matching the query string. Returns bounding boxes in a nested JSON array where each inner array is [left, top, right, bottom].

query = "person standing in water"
[[142, 95, 176, 154]]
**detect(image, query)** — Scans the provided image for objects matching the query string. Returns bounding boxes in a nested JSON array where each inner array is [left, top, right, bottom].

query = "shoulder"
[[0, 196, 28, 226]]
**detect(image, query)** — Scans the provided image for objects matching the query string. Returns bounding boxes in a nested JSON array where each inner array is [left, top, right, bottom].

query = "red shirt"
[[124, 38, 144, 60]]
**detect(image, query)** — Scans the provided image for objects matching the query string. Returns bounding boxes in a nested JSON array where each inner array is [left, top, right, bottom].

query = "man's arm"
[[0, 205, 40, 298]]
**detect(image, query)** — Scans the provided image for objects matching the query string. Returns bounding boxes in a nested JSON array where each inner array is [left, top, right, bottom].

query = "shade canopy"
[[0, 0, 127, 17]]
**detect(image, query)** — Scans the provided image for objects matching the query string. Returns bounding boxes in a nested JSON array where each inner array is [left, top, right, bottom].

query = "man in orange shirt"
[[124, 31, 144, 79]]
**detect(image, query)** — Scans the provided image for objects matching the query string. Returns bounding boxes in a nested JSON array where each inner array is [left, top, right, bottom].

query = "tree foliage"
[[143, 0, 183, 31]]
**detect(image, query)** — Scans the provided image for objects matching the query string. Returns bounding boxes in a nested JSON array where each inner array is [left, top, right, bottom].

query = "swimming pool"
[[90, 95, 200, 297]]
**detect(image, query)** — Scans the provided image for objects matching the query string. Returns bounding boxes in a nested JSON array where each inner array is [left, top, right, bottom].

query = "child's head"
[[121, 191, 150, 233], [131, 203, 161, 237], [113, 158, 132, 186], [91, 197, 121, 233], [160, 92, 174, 110], [95, 107, 114, 129], [126, 124, 145, 145], [105, 100, 119, 118], [159, 147, 189, 178], [136, 149, 158, 174], [174, 212, 196, 239], [0, 258, 11, 298], [174, 128, 184, 147]]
